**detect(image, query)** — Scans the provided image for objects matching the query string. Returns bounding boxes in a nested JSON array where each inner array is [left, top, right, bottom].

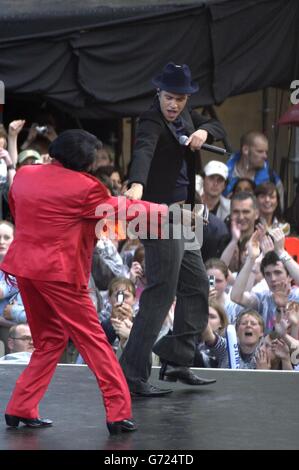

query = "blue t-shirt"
[[253, 287, 299, 332]]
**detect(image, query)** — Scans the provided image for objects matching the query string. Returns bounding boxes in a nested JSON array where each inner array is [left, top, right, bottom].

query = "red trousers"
[[6, 277, 132, 423]]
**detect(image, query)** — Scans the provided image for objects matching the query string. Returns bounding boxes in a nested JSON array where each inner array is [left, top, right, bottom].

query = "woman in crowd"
[[202, 309, 265, 369], [255, 182, 289, 235], [205, 257, 242, 323], [194, 299, 228, 368], [231, 177, 256, 196]]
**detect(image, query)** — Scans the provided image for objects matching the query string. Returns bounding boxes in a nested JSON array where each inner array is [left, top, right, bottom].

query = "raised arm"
[[7, 120, 25, 167], [270, 227, 299, 285], [221, 217, 241, 267], [230, 231, 260, 308]]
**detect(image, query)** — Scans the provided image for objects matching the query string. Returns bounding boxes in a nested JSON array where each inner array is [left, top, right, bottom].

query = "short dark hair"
[[232, 178, 256, 195], [240, 131, 268, 148], [254, 182, 282, 221], [49, 129, 102, 172], [231, 191, 258, 210], [260, 250, 287, 276]]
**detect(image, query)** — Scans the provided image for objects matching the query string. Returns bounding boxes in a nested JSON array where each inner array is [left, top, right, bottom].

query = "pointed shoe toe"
[[107, 419, 137, 435], [5, 414, 53, 428], [160, 364, 216, 386]]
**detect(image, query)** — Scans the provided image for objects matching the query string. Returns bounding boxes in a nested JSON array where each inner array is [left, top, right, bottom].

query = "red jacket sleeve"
[[82, 179, 168, 239]]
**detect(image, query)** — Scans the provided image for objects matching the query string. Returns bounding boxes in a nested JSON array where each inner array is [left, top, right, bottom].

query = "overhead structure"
[[0, 0, 298, 118]]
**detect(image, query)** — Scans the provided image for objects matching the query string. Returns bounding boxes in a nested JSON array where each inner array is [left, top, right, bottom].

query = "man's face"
[[8, 324, 34, 354], [243, 137, 268, 170], [203, 174, 226, 198], [231, 198, 258, 234], [263, 262, 290, 292], [158, 90, 188, 122]]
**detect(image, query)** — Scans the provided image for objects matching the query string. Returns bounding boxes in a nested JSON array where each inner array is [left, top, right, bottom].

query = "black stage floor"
[[1, 364, 299, 450]]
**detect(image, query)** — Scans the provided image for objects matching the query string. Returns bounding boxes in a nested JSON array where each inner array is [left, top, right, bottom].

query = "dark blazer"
[[129, 97, 226, 206]]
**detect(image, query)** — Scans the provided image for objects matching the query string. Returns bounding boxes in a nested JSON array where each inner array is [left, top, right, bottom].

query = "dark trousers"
[[119, 234, 209, 391]]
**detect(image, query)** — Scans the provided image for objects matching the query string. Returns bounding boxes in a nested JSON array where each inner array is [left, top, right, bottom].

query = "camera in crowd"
[[208, 275, 216, 289], [116, 290, 125, 306]]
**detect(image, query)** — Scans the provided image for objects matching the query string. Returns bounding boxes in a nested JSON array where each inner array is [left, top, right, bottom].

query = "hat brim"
[[152, 76, 199, 94]]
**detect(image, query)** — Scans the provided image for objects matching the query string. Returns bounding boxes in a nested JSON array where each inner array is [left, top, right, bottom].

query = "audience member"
[[221, 192, 259, 272], [205, 257, 242, 322], [194, 299, 228, 367], [0, 323, 33, 363], [231, 228, 299, 332], [100, 277, 137, 351], [0, 126, 16, 217], [255, 332, 293, 370], [202, 160, 230, 221], [255, 182, 290, 235], [92, 144, 115, 169], [203, 309, 265, 369], [17, 150, 42, 168], [231, 177, 256, 195], [0, 221, 20, 352], [223, 131, 284, 210]]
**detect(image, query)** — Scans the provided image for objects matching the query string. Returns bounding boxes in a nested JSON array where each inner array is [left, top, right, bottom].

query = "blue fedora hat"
[[152, 62, 199, 94]]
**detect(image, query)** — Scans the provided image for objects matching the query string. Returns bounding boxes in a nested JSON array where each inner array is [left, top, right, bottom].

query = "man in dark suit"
[[120, 62, 226, 396]]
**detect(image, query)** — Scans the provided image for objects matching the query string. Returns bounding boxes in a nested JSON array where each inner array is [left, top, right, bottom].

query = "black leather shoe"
[[107, 419, 137, 435], [5, 414, 53, 428], [130, 383, 173, 397], [159, 364, 216, 386]]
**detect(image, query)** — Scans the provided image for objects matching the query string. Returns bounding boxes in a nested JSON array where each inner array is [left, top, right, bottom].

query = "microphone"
[[179, 135, 228, 155]]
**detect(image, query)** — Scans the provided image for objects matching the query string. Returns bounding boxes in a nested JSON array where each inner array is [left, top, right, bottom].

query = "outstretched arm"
[[271, 228, 299, 285], [230, 231, 260, 308]]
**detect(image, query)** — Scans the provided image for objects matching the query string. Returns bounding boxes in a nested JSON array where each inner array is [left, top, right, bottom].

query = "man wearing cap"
[[120, 62, 226, 396], [202, 160, 230, 221], [17, 149, 42, 168]]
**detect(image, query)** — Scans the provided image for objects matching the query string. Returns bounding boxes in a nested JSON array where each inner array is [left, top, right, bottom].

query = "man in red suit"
[[1, 129, 167, 434]]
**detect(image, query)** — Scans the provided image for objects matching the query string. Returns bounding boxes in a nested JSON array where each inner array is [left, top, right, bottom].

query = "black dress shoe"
[[159, 364, 216, 386], [107, 419, 137, 435], [5, 414, 53, 428], [130, 383, 173, 397]]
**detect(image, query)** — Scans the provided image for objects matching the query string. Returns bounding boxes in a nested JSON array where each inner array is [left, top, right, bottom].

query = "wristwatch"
[[278, 251, 292, 264]]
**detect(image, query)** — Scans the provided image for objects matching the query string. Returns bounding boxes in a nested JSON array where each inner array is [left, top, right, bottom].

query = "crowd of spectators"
[[0, 117, 299, 372]]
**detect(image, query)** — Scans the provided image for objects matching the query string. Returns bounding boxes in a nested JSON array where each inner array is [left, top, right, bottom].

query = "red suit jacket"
[[1, 162, 166, 287]]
